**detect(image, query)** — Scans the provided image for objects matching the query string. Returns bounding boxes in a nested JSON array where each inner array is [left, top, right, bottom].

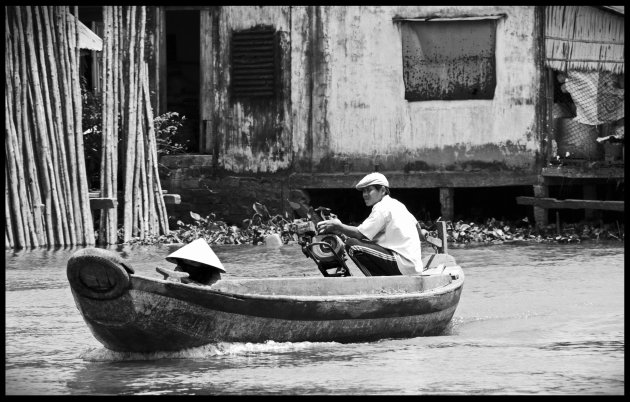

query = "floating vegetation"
[[429, 217, 624, 248], [125, 203, 624, 246]]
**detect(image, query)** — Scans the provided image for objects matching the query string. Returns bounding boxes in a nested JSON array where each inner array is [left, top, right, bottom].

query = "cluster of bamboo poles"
[[5, 5, 169, 249], [99, 5, 169, 244], [5, 6, 94, 248]]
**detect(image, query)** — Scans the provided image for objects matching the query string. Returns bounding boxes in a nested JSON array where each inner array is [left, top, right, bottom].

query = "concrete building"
[[79, 5, 623, 225]]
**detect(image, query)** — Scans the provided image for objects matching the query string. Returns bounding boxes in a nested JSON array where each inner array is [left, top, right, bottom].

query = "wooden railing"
[[88, 190, 180, 210]]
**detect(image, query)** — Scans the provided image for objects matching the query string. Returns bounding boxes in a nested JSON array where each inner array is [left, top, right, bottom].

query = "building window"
[[231, 27, 278, 100], [399, 18, 498, 101]]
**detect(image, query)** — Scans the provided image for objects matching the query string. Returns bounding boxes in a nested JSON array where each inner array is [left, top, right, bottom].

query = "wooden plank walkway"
[[516, 196, 623, 212]]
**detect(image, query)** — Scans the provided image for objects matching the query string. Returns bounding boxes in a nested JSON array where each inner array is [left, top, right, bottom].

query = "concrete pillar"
[[439, 187, 454, 221]]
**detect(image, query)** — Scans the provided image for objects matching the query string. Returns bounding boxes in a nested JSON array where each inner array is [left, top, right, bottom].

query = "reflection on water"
[[5, 241, 624, 395]]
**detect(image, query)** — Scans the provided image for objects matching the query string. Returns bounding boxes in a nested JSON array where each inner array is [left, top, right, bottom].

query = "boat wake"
[[80, 340, 344, 362]]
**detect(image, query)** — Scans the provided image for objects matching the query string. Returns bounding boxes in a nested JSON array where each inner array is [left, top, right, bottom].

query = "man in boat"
[[163, 238, 226, 285], [316, 172, 423, 276]]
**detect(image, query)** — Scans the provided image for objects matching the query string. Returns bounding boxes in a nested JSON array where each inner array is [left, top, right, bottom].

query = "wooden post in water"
[[439, 188, 454, 222], [436, 221, 448, 255], [556, 212, 561, 235]]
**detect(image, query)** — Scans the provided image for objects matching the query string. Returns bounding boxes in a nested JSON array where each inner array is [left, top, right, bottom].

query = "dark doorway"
[[165, 10, 200, 152]]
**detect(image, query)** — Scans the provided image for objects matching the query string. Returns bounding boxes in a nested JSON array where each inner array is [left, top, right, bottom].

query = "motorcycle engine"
[[310, 234, 345, 262]]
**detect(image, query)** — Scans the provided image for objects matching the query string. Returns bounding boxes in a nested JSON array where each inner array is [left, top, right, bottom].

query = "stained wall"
[[290, 6, 542, 174]]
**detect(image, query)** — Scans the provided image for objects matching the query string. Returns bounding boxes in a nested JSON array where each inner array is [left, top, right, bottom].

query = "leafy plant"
[[153, 111, 189, 157], [80, 78, 188, 189]]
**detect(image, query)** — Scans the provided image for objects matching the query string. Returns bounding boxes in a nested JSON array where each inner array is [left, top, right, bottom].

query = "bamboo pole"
[[109, 5, 120, 244], [4, 91, 27, 248], [105, 6, 117, 245], [138, 110, 149, 238], [132, 70, 144, 239], [142, 62, 157, 235], [4, 10, 26, 248], [4, 11, 23, 247], [13, 7, 55, 244], [5, 93, 26, 248], [97, 5, 108, 244], [12, 6, 45, 246], [36, 6, 75, 246], [57, 6, 81, 245], [132, 126, 142, 238], [138, 7, 150, 238], [6, 87, 37, 248], [42, 5, 71, 246], [25, 6, 65, 246], [17, 7, 54, 246], [142, 61, 166, 235], [142, 60, 169, 235], [5, 166, 15, 249], [57, 5, 80, 245], [117, 6, 126, 190], [97, 7, 108, 244], [8, 10, 23, 154], [35, 7, 62, 248], [104, 5, 115, 244], [133, 5, 142, 240], [122, 6, 138, 242], [36, 7, 70, 246], [62, 6, 85, 242], [71, 5, 95, 245], [28, 84, 59, 245], [99, 6, 116, 245], [7, 63, 39, 248]]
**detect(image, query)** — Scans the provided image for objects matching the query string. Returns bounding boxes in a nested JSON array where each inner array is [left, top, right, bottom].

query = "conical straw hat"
[[166, 239, 226, 273]]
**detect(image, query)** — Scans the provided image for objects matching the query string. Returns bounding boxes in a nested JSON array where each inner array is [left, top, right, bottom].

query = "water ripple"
[[80, 340, 344, 362], [541, 340, 624, 352]]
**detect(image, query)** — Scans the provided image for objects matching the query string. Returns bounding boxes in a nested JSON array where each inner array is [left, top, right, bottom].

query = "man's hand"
[[317, 218, 364, 240], [317, 218, 342, 234]]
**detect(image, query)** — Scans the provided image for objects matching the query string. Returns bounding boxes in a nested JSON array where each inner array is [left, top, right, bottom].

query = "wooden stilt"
[[556, 211, 561, 235], [583, 184, 598, 221], [439, 187, 454, 222], [533, 182, 549, 227]]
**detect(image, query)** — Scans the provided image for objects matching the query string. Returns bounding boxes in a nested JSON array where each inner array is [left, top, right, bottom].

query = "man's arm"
[[317, 218, 365, 240]]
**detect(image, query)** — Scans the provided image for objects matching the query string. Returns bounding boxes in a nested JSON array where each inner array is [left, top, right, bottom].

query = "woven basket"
[[555, 118, 602, 160]]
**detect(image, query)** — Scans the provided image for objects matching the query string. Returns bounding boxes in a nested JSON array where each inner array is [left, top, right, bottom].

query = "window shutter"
[[231, 28, 277, 99]]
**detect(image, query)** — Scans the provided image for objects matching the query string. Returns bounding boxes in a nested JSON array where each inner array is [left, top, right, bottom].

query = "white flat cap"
[[166, 238, 226, 273], [355, 172, 389, 189]]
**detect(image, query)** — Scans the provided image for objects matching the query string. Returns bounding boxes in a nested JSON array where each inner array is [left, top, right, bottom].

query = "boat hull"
[[68, 249, 464, 352]]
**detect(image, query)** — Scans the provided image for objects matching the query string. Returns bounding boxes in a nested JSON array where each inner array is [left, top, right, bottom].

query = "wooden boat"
[[67, 230, 464, 353]]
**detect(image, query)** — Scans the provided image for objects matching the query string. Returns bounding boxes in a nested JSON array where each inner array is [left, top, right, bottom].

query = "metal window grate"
[[231, 28, 277, 99]]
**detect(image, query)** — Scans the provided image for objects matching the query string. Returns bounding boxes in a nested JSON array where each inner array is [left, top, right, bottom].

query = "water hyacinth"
[[126, 203, 624, 246]]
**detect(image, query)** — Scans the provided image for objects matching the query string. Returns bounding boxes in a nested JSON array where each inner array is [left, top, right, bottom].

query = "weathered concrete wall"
[[164, 6, 543, 223], [291, 6, 542, 173], [210, 6, 293, 174]]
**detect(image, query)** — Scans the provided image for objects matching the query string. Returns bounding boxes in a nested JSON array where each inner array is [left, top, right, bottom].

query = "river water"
[[5, 240, 624, 395]]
